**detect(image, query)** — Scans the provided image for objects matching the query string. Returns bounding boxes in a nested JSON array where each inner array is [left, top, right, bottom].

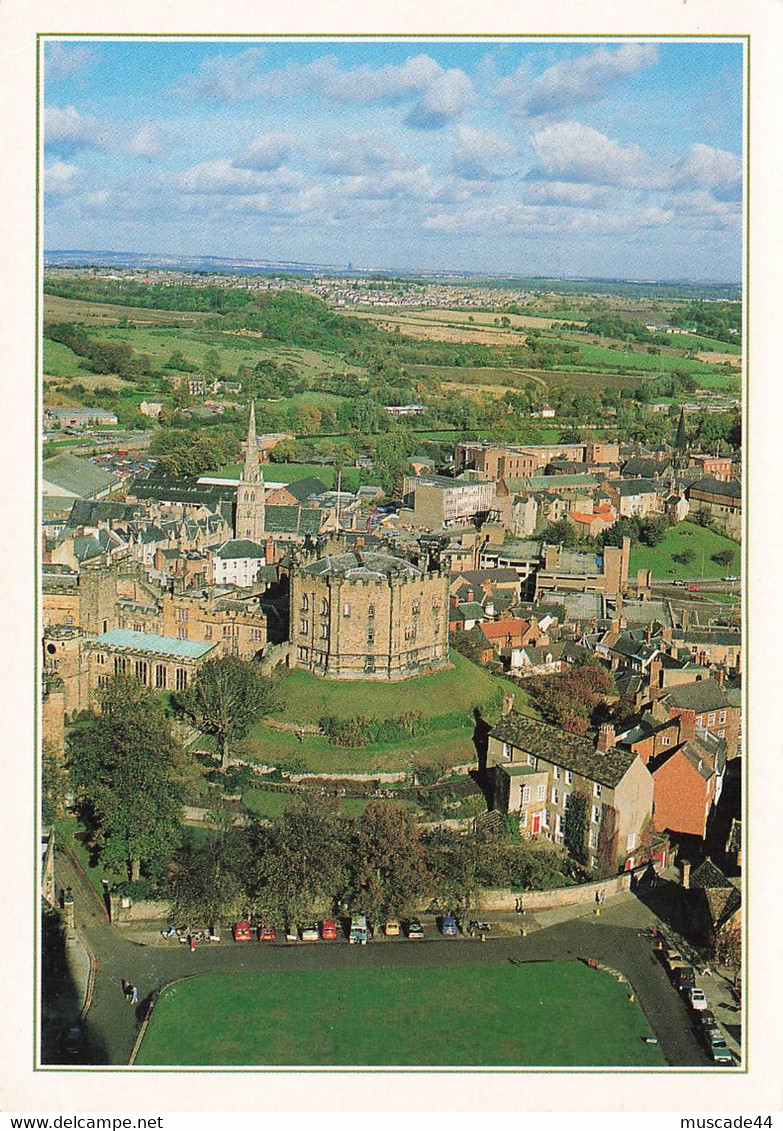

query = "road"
[[49, 849, 711, 1069]]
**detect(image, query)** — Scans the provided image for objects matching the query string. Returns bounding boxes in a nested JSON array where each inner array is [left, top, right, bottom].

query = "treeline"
[[668, 301, 742, 344], [44, 277, 256, 314], [166, 795, 584, 930], [45, 321, 152, 381]]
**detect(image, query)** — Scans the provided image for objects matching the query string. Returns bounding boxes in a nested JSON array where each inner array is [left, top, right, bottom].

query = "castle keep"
[[289, 550, 449, 681]]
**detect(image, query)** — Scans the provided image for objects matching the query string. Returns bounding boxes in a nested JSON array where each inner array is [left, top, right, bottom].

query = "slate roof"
[[66, 500, 145, 529], [690, 858, 732, 891], [686, 476, 742, 500], [215, 539, 266, 560], [42, 454, 120, 499], [133, 473, 237, 506], [455, 568, 519, 586], [264, 505, 324, 536], [679, 630, 741, 648], [456, 602, 485, 620], [662, 679, 741, 712], [612, 478, 662, 497], [490, 711, 638, 788], [301, 550, 422, 579], [621, 457, 672, 478], [91, 629, 217, 659], [276, 476, 329, 501]]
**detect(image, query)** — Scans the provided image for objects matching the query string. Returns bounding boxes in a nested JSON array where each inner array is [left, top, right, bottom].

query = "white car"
[[300, 924, 319, 941], [688, 987, 709, 1011]]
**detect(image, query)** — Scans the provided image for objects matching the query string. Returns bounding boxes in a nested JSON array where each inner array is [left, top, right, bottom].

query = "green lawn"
[[243, 788, 418, 820], [242, 721, 482, 774], [271, 652, 507, 725], [630, 521, 740, 580], [135, 962, 666, 1067]]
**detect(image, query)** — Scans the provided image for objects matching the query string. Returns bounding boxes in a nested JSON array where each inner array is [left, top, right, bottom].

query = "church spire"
[[243, 401, 261, 483]]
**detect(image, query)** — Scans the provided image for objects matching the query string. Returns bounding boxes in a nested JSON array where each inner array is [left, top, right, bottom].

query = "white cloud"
[[452, 124, 517, 179], [178, 159, 304, 195], [44, 160, 80, 196], [236, 131, 298, 171], [129, 123, 164, 159], [522, 180, 610, 207], [45, 43, 96, 81], [404, 67, 476, 129], [175, 50, 475, 127], [317, 133, 414, 176], [530, 121, 646, 186], [498, 43, 658, 119], [666, 143, 742, 196], [340, 166, 436, 202], [45, 105, 105, 152]]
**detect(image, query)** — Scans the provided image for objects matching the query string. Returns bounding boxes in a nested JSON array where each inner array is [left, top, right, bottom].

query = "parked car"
[[686, 585, 701, 592], [383, 918, 401, 937], [406, 919, 425, 939], [704, 1034, 734, 1065], [232, 920, 253, 942], [321, 920, 338, 940], [349, 915, 368, 945], [674, 966, 696, 992], [698, 1010, 720, 1034], [688, 987, 709, 1011], [722, 575, 739, 582], [300, 924, 320, 941], [440, 915, 458, 936], [257, 924, 276, 942]]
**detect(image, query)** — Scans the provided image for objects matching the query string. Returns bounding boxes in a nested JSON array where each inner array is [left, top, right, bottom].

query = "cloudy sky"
[[43, 38, 744, 280]]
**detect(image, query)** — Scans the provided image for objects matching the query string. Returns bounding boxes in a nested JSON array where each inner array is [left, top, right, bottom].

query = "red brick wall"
[[653, 754, 712, 837]]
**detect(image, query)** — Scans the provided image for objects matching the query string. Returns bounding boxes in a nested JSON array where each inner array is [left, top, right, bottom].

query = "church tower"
[[235, 402, 266, 541]]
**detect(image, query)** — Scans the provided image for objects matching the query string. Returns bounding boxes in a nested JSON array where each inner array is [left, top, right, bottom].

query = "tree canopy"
[[68, 676, 186, 882]]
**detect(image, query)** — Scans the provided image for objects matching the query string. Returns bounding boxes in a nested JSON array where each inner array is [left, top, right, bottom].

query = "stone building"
[[289, 550, 449, 680]]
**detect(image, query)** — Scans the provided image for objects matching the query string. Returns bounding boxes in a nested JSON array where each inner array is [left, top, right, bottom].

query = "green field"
[[630, 520, 740, 580], [135, 962, 666, 1067]]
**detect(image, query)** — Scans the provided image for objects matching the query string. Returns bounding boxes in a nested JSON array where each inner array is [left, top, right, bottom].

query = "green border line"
[[35, 30, 750, 1076]]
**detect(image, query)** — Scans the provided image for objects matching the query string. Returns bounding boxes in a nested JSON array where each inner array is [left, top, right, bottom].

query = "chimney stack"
[[501, 692, 515, 716], [596, 723, 616, 754], [681, 861, 691, 889]]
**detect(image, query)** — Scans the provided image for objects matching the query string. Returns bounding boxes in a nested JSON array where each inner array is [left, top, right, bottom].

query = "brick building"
[[289, 550, 449, 681]]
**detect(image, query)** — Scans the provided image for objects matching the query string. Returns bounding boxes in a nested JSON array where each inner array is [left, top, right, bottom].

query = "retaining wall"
[[477, 871, 633, 912]]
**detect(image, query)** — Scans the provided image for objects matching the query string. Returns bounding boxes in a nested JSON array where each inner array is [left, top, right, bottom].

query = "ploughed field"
[[135, 961, 666, 1067]]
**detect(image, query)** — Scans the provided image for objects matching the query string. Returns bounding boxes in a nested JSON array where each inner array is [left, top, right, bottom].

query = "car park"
[[232, 920, 253, 942], [300, 924, 319, 941], [383, 918, 401, 937], [688, 987, 709, 1011], [321, 920, 338, 940], [440, 915, 458, 936], [257, 924, 276, 942], [406, 919, 425, 939]]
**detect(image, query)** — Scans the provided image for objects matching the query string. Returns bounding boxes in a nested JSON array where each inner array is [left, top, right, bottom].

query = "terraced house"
[[487, 713, 654, 874]]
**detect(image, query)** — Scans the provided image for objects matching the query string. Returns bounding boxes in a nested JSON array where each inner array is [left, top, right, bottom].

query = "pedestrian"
[[189, 935, 196, 953], [701, 965, 713, 977], [595, 889, 601, 905], [122, 979, 131, 1002], [599, 889, 606, 905], [130, 985, 139, 1004]]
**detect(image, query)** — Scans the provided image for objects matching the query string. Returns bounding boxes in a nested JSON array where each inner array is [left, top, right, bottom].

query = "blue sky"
[[43, 38, 744, 280]]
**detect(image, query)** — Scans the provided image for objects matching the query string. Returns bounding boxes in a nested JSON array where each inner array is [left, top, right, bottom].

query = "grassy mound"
[[630, 520, 740, 581], [135, 962, 666, 1067]]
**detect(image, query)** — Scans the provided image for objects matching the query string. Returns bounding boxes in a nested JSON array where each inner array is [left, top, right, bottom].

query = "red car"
[[321, 919, 338, 940], [232, 920, 253, 942], [686, 585, 701, 592], [257, 924, 276, 942]]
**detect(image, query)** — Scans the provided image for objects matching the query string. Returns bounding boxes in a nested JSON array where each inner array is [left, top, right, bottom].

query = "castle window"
[[589, 830, 599, 850], [301, 594, 309, 612], [368, 604, 375, 619], [300, 619, 309, 635], [97, 675, 109, 689], [565, 770, 573, 784], [365, 656, 375, 672], [65, 615, 74, 627], [412, 599, 421, 615], [321, 598, 329, 616], [134, 660, 148, 683], [593, 782, 602, 798], [96, 652, 105, 665], [343, 603, 351, 617], [432, 600, 440, 612], [367, 628, 375, 644], [250, 628, 262, 641], [177, 628, 186, 640], [320, 624, 328, 639], [204, 625, 212, 639], [592, 805, 601, 824], [175, 667, 188, 692], [298, 646, 309, 661], [155, 664, 167, 689]]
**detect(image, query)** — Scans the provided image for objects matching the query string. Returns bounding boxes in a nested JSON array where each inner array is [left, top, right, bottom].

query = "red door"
[[532, 814, 541, 835]]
